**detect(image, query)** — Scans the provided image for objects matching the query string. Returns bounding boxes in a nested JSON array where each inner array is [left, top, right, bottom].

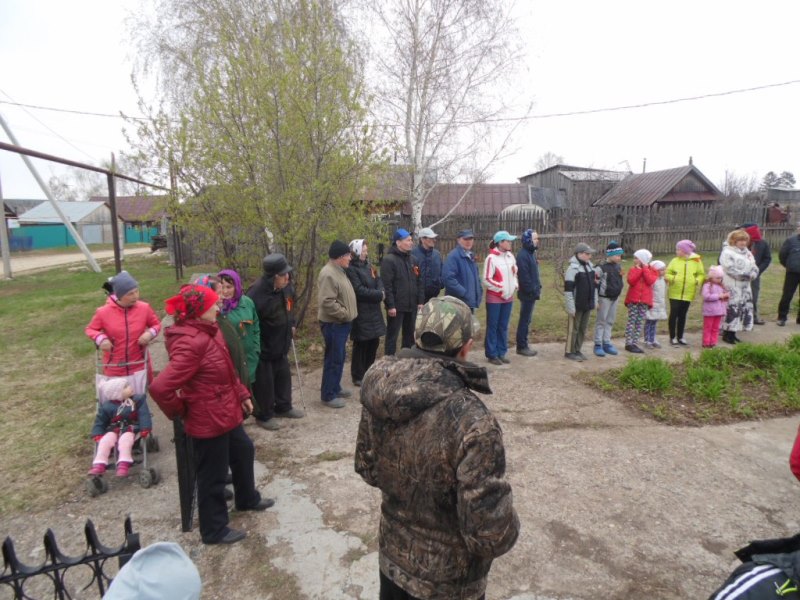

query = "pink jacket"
[[701, 282, 728, 317], [85, 297, 161, 377], [482, 248, 518, 303]]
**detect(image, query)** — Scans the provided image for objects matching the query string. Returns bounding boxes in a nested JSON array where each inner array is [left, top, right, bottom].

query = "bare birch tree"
[[367, 0, 521, 233]]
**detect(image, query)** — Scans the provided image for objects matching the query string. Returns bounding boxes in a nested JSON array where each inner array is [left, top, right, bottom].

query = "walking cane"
[[291, 338, 306, 411]]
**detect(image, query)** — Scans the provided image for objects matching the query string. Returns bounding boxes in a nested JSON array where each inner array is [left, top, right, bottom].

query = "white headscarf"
[[349, 239, 365, 258]]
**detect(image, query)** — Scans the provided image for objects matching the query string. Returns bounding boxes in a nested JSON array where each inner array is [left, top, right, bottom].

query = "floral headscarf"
[[165, 284, 219, 322], [217, 269, 243, 315]]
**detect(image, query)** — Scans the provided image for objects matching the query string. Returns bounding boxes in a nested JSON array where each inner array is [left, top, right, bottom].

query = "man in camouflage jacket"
[[355, 296, 519, 600]]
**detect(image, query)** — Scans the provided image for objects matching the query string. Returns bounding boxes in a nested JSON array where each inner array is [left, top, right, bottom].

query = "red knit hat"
[[165, 284, 219, 321], [743, 224, 762, 242]]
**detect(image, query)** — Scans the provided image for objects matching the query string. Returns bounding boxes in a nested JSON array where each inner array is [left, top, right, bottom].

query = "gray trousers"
[[566, 309, 592, 354], [593, 297, 619, 345]]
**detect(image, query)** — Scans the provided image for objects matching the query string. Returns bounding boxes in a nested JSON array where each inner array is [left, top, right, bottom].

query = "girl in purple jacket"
[[701, 266, 730, 348]]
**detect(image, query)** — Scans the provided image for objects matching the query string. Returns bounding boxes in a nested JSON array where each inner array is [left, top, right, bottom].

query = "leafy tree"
[[129, 0, 380, 323]]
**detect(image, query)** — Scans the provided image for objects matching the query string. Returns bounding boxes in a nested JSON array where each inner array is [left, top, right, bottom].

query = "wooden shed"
[[518, 164, 629, 211]]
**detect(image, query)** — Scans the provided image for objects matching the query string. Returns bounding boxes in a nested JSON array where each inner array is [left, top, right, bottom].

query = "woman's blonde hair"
[[727, 229, 750, 245]]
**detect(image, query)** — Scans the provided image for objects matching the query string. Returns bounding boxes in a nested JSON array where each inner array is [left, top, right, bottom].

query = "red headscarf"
[[165, 284, 219, 322], [743, 224, 762, 242]]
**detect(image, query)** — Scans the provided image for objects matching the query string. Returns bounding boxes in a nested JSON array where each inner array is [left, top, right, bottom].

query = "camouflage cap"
[[415, 296, 473, 354]]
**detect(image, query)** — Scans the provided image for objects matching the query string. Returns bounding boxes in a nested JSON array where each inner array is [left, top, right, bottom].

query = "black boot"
[[722, 331, 735, 345]]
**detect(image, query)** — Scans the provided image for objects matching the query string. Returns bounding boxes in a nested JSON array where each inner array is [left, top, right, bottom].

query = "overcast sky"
[[1, 0, 798, 199]]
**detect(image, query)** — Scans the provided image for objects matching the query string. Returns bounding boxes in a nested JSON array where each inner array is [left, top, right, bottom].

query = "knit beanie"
[[110, 271, 138, 298], [606, 241, 623, 257], [708, 265, 725, 280], [349, 239, 365, 257], [651, 260, 666, 271], [98, 377, 130, 403], [676, 239, 696, 255], [633, 249, 652, 265], [165, 284, 219, 322], [104, 542, 201, 600], [329, 240, 350, 259]]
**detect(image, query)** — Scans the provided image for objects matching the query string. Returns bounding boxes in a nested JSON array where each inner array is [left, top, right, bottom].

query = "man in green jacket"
[[318, 240, 358, 408]]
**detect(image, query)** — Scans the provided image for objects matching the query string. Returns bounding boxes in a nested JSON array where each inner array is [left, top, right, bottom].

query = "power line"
[[1, 78, 798, 128]]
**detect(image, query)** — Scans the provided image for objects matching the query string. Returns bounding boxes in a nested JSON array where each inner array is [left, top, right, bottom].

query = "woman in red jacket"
[[150, 284, 274, 545], [624, 249, 658, 354], [85, 271, 161, 389]]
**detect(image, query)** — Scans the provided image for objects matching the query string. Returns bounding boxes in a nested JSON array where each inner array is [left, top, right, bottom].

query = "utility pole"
[[0, 172, 12, 279]]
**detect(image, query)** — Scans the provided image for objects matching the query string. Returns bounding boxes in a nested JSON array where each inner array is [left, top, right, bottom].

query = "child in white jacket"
[[644, 260, 667, 348], [483, 231, 519, 364]]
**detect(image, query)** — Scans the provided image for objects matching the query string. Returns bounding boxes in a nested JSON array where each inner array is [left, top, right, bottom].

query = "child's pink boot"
[[88, 463, 106, 476], [115, 461, 132, 478]]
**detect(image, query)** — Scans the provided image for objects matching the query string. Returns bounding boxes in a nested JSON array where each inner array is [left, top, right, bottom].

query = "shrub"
[[619, 358, 673, 393], [786, 334, 800, 353]]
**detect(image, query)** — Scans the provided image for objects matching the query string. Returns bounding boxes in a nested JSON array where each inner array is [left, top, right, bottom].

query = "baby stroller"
[[86, 350, 161, 497]]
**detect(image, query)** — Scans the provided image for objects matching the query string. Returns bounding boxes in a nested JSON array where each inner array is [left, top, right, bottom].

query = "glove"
[[93, 435, 104, 442], [140, 429, 151, 439]]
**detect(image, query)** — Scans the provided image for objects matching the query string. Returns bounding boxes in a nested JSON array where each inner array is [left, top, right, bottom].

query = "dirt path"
[[0, 247, 151, 277], [4, 322, 800, 599]]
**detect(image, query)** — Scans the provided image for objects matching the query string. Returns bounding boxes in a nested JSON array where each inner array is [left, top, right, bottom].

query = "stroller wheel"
[[139, 469, 153, 488], [86, 477, 106, 497], [149, 468, 160, 485], [146, 435, 160, 453]]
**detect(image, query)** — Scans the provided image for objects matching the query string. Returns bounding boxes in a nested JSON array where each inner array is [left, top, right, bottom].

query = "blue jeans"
[[485, 302, 512, 358], [515, 298, 536, 349], [320, 321, 351, 402]]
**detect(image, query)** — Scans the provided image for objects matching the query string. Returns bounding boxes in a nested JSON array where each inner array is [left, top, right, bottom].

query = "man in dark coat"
[[777, 222, 800, 326], [411, 227, 444, 303], [381, 228, 424, 356], [515, 228, 541, 357], [247, 254, 304, 430], [740, 223, 771, 325], [356, 296, 519, 600], [442, 229, 483, 311]]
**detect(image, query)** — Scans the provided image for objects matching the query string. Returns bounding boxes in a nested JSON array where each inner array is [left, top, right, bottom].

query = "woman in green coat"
[[218, 269, 260, 388], [664, 239, 705, 346]]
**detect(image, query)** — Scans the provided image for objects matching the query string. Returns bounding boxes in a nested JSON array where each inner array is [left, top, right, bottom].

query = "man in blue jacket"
[[411, 227, 444, 303], [515, 229, 541, 357], [443, 229, 482, 311]]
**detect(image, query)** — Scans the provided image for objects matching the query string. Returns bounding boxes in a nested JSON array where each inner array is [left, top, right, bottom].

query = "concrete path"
[[0, 247, 152, 277]]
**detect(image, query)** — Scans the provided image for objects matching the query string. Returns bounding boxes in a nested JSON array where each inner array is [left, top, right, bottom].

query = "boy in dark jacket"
[[593, 241, 624, 356], [515, 229, 541, 357], [247, 254, 304, 430], [564, 242, 598, 361]]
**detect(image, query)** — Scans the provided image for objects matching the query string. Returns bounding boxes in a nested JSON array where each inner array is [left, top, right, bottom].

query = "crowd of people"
[[81, 220, 800, 597]]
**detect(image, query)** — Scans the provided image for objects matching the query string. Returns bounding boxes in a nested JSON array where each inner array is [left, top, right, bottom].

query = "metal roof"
[[559, 170, 629, 182], [90, 195, 168, 222], [415, 183, 529, 216], [18, 200, 110, 223], [592, 165, 722, 207]]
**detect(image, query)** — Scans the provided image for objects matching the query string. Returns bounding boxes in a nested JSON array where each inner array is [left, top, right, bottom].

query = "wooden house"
[[518, 165, 629, 211]]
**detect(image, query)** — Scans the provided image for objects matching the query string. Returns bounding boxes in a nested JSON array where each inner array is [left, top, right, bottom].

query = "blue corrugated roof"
[[18, 201, 109, 223]]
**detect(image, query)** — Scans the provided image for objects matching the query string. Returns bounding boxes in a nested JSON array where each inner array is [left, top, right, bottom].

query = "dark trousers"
[[751, 275, 762, 319], [252, 355, 293, 420], [379, 571, 484, 600], [351, 338, 380, 384], [320, 321, 351, 402], [668, 299, 691, 340], [385, 311, 415, 356], [192, 424, 260, 543], [515, 298, 536, 349], [778, 271, 800, 320]]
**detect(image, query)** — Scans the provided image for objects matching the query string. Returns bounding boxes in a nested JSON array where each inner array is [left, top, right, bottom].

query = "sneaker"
[[602, 343, 618, 356], [499, 356, 511, 364], [88, 463, 106, 476], [487, 357, 503, 365], [777, 319, 787, 327], [115, 461, 132, 478], [625, 344, 644, 354], [678, 339, 689, 346], [275, 408, 305, 419], [644, 342, 655, 349], [564, 352, 584, 362], [651, 341, 662, 349], [575, 351, 588, 361], [670, 338, 679, 346], [323, 397, 346, 408], [336, 389, 353, 399], [256, 418, 280, 431], [593, 344, 606, 357], [754, 318, 766, 325], [516, 348, 538, 357]]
